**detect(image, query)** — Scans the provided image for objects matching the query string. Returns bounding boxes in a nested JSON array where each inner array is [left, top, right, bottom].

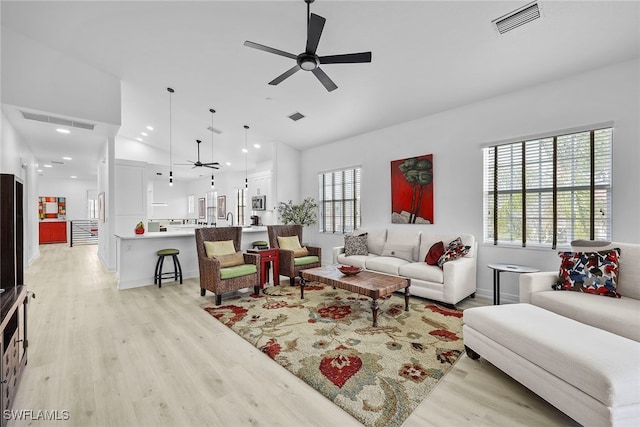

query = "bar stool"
[[252, 240, 269, 250], [154, 248, 183, 288]]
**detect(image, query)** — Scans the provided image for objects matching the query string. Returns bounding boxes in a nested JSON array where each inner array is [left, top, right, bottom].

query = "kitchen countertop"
[[115, 226, 268, 240]]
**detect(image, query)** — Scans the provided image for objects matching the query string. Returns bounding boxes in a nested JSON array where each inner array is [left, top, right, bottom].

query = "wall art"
[[390, 154, 434, 224]]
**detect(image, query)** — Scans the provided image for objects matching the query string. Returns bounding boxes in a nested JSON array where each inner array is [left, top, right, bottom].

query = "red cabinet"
[[39, 221, 67, 244]]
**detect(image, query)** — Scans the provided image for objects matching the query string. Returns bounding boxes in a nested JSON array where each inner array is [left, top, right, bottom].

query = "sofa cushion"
[[357, 229, 387, 255], [294, 255, 320, 266], [425, 241, 444, 265], [530, 291, 640, 342], [278, 235, 302, 250], [381, 243, 414, 262], [398, 262, 444, 284], [215, 251, 245, 268], [204, 240, 236, 257], [365, 256, 409, 275], [336, 253, 377, 269], [344, 233, 368, 256], [552, 249, 621, 298], [220, 264, 257, 280], [385, 229, 421, 261], [293, 247, 309, 258], [437, 237, 470, 268]]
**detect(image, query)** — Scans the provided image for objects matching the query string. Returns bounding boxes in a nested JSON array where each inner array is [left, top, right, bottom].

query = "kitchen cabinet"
[[39, 221, 67, 244]]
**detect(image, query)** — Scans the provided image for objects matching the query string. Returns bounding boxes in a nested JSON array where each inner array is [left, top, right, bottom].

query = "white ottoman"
[[463, 303, 640, 427]]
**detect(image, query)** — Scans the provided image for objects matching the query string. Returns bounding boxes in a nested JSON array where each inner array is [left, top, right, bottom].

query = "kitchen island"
[[115, 226, 268, 289]]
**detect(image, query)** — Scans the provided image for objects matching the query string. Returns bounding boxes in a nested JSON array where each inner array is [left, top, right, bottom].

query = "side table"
[[247, 248, 280, 289], [487, 263, 539, 305]]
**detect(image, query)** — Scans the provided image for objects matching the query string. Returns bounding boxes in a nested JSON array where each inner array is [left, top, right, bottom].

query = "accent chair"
[[195, 227, 261, 305], [267, 224, 321, 285]]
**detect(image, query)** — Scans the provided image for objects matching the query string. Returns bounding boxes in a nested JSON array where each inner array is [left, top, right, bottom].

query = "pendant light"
[[243, 125, 249, 189], [209, 108, 216, 189], [167, 87, 175, 187]]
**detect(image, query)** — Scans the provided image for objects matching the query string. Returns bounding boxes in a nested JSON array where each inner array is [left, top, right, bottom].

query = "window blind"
[[318, 167, 361, 233], [483, 127, 612, 248]]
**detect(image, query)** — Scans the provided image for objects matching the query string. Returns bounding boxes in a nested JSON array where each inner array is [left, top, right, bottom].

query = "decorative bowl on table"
[[337, 265, 362, 276]]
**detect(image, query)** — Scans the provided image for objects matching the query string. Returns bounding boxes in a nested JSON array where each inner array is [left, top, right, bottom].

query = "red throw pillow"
[[425, 241, 444, 265]]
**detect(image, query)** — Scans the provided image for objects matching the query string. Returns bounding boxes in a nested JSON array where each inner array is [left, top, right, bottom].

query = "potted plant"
[[277, 197, 318, 227]]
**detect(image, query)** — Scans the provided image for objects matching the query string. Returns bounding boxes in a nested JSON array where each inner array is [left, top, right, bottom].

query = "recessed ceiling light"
[[226, 162, 231, 166], [63, 156, 72, 160], [242, 148, 248, 153], [44, 164, 52, 168], [56, 128, 70, 134], [141, 132, 148, 136], [37, 169, 43, 173], [254, 144, 261, 149], [146, 126, 154, 131], [70, 176, 77, 179], [136, 137, 143, 141]]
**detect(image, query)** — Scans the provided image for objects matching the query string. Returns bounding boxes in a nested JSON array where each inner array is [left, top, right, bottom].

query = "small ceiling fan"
[[175, 139, 220, 169], [244, 0, 372, 92]]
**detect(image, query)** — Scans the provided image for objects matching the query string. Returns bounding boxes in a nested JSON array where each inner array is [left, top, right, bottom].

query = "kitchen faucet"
[[225, 212, 234, 226]]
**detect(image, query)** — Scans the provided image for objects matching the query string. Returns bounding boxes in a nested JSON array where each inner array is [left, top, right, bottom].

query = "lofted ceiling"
[[1, 1, 639, 181]]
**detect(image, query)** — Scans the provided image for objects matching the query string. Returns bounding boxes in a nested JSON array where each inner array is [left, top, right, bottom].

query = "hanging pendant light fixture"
[[243, 125, 249, 189], [167, 87, 175, 187], [209, 108, 216, 189]]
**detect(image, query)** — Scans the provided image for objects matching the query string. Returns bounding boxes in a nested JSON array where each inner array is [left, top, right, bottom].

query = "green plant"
[[277, 197, 318, 227]]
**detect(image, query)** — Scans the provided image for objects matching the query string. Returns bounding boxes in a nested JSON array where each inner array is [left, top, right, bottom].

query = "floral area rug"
[[202, 283, 464, 427]]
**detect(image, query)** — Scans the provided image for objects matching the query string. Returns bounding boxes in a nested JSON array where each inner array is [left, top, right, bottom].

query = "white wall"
[[300, 59, 640, 303], [1, 109, 40, 265], [38, 178, 96, 221]]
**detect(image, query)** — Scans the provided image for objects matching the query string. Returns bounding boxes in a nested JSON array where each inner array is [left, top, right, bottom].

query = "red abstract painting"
[[391, 154, 434, 224]]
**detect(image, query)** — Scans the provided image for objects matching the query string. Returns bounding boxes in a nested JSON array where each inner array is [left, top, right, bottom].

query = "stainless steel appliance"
[[251, 195, 266, 210]]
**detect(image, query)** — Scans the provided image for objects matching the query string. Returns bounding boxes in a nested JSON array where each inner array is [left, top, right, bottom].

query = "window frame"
[[318, 166, 361, 234], [483, 124, 613, 249]]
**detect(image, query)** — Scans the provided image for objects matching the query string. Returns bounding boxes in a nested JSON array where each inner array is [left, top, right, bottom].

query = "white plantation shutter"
[[319, 167, 361, 233], [483, 127, 612, 248]]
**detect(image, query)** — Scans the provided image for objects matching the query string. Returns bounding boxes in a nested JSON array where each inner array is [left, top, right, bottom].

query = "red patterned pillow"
[[437, 237, 470, 268], [425, 241, 444, 265], [552, 248, 621, 298]]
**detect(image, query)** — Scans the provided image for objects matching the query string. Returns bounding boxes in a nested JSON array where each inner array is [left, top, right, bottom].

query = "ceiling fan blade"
[[202, 162, 220, 166], [319, 52, 372, 64], [174, 162, 195, 165], [204, 164, 220, 170], [244, 41, 297, 60], [269, 65, 301, 85], [306, 13, 326, 55], [311, 67, 338, 92]]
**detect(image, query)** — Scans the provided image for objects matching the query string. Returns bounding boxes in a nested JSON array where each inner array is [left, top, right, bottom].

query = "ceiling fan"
[[244, 0, 372, 92], [175, 139, 220, 169]]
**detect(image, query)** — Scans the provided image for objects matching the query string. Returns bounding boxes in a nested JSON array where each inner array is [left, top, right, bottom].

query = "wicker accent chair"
[[267, 224, 321, 286], [195, 227, 261, 305]]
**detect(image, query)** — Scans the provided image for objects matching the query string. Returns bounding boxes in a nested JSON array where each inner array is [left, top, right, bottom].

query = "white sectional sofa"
[[332, 229, 477, 306], [520, 241, 640, 342]]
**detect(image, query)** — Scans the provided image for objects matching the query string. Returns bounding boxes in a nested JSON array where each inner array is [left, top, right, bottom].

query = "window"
[[318, 167, 361, 233], [483, 127, 612, 248], [236, 188, 246, 226]]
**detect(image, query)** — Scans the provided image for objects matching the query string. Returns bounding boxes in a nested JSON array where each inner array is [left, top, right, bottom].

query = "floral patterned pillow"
[[551, 248, 621, 298], [437, 237, 470, 268], [344, 233, 368, 256]]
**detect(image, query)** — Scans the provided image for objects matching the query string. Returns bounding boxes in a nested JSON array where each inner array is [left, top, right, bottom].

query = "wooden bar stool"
[[154, 248, 183, 288]]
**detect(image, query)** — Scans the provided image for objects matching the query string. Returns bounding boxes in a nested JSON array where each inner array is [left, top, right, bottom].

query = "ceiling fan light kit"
[[244, 0, 372, 92]]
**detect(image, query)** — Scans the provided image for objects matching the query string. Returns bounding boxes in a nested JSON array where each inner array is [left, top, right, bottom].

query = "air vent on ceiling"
[[492, 1, 541, 34], [20, 111, 96, 130], [207, 126, 223, 135], [288, 112, 305, 122]]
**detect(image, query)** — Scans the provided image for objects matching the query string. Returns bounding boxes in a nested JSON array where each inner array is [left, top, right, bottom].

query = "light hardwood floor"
[[9, 244, 579, 427]]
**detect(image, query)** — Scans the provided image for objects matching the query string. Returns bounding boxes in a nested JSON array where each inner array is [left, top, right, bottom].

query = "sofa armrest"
[[242, 252, 259, 265], [306, 245, 322, 260], [332, 246, 345, 264], [442, 256, 477, 304], [519, 272, 558, 303]]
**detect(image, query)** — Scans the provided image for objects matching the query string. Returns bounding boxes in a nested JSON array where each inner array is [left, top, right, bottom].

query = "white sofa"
[[332, 229, 477, 306], [520, 241, 640, 342]]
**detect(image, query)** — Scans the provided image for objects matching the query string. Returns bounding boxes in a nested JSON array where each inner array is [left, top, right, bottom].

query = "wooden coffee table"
[[300, 265, 410, 327]]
